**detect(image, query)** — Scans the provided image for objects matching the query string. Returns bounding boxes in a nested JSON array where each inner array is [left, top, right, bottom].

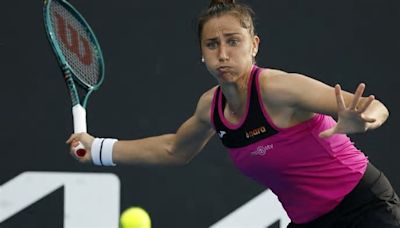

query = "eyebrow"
[[204, 32, 241, 41]]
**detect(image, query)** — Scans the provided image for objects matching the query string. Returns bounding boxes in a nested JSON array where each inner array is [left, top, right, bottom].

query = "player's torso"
[[212, 66, 306, 173], [210, 65, 368, 223], [222, 69, 314, 129], [210, 65, 365, 182]]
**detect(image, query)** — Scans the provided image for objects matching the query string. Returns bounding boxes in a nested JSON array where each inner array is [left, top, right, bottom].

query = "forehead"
[[202, 14, 247, 39]]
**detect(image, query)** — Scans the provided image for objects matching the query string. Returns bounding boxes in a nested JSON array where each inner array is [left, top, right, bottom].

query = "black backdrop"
[[1, 0, 399, 227]]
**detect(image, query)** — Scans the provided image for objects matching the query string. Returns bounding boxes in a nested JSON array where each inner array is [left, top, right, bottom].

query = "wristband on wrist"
[[91, 138, 118, 166]]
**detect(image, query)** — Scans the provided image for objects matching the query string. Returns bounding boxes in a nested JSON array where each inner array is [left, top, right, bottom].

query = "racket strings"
[[50, 1, 100, 87]]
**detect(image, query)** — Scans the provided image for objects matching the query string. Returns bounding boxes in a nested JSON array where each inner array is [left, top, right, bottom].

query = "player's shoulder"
[[194, 86, 219, 123], [258, 68, 304, 106], [259, 68, 290, 84], [199, 86, 218, 104], [259, 67, 307, 90]]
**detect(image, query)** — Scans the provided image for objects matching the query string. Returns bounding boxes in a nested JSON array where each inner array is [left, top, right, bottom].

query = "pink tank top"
[[210, 66, 368, 223]]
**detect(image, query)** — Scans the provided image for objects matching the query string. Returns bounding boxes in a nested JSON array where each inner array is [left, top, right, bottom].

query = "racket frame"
[[43, 0, 105, 109]]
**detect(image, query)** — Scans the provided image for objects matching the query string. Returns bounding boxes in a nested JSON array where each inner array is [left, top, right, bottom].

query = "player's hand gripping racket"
[[43, 0, 104, 157]]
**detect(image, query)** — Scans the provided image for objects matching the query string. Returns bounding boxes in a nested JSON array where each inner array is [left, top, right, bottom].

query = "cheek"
[[244, 43, 254, 54], [234, 41, 252, 55], [236, 46, 252, 61]]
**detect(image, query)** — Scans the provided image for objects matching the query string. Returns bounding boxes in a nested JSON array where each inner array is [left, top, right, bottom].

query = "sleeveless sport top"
[[210, 65, 368, 223]]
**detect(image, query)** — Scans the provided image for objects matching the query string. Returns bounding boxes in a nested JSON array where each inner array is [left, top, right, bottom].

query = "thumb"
[[319, 127, 336, 138], [66, 133, 82, 144], [362, 115, 376, 123]]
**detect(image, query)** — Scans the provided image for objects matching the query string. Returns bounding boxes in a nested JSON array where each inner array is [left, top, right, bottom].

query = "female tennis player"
[[67, 0, 400, 227]]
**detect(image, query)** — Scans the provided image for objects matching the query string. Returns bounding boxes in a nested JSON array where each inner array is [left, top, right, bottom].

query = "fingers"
[[350, 83, 375, 113], [66, 133, 88, 160], [337, 83, 375, 114], [350, 83, 365, 110], [65, 133, 95, 163], [71, 140, 80, 147], [357, 95, 375, 113], [68, 141, 91, 163], [66, 133, 82, 144], [335, 84, 346, 111]]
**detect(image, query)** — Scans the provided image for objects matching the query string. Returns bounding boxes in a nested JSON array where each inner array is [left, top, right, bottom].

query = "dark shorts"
[[288, 163, 400, 228]]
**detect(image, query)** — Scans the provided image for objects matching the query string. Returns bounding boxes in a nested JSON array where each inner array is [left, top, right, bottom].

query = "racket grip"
[[72, 105, 87, 133], [72, 105, 87, 157]]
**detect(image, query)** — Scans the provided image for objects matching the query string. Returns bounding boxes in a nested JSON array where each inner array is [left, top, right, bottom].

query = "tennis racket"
[[43, 0, 105, 157]]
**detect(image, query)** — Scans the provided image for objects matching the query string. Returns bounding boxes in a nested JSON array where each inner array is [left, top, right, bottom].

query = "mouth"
[[217, 66, 231, 72]]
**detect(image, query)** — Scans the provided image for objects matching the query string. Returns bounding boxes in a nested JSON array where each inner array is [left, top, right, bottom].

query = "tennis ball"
[[120, 207, 151, 228]]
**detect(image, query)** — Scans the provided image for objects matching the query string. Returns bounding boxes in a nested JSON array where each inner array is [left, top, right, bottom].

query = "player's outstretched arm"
[[66, 89, 216, 166], [263, 71, 389, 136]]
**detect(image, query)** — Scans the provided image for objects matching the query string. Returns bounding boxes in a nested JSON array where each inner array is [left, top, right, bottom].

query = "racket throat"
[[72, 104, 87, 133]]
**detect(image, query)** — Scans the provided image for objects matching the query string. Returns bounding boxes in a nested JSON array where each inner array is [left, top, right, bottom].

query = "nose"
[[218, 44, 229, 62]]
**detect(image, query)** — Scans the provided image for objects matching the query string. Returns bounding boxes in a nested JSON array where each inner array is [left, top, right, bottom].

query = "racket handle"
[[72, 104, 87, 157], [72, 105, 87, 133], [74, 142, 86, 157]]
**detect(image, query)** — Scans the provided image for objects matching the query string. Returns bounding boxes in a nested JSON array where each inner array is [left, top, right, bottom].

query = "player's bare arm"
[[112, 88, 215, 165], [67, 88, 216, 165], [259, 70, 389, 134]]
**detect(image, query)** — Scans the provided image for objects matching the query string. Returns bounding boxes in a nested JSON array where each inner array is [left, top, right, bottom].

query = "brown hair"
[[197, 0, 256, 42]]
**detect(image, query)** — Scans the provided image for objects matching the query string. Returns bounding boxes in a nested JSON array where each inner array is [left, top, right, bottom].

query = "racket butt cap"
[[76, 149, 86, 157]]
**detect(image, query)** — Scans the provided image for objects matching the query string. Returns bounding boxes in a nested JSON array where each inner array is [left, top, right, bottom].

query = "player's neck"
[[220, 74, 250, 116]]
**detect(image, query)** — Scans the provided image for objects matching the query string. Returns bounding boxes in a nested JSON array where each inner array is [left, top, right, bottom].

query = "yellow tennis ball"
[[120, 207, 151, 228]]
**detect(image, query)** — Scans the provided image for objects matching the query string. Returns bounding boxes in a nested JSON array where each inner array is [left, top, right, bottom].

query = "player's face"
[[201, 14, 259, 84]]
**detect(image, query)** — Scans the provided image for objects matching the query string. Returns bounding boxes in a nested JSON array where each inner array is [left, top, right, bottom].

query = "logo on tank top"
[[245, 126, 267, 139], [250, 144, 274, 156], [218, 131, 227, 138]]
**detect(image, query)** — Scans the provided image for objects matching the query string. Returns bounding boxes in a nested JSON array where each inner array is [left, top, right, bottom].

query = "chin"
[[217, 73, 239, 84]]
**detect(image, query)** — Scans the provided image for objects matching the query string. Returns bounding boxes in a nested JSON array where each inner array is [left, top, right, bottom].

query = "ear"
[[252, 35, 260, 57]]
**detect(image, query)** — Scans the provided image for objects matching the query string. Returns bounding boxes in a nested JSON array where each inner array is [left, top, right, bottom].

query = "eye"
[[227, 38, 240, 46], [206, 41, 218, 50]]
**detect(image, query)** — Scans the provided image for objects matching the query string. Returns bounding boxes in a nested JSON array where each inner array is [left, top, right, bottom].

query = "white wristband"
[[91, 138, 104, 165], [91, 138, 118, 166]]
